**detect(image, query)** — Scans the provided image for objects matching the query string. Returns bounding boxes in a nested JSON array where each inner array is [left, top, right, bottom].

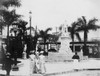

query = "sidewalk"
[[0, 58, 100, 76]]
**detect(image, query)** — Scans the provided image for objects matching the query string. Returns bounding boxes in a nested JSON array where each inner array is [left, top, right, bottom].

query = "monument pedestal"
[[59, 36, 74, 58]]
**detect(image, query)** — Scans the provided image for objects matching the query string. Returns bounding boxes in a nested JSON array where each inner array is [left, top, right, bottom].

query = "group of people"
[[29, 50, 46, 74]]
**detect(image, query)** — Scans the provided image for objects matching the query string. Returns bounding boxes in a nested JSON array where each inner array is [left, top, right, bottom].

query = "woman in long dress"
[[29, 51, 36, 74], [35, 51, 41, 73], [39, 51, 46, 74]]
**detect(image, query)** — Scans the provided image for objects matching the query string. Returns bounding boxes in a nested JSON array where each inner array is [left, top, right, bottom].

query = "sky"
[[1, 0, 100, 39], [16, 0, 100, 31], [15, 0, 100, 39]]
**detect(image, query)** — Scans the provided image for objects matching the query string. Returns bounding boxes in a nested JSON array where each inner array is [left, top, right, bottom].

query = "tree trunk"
[[7, 25, 9, 37], [83, 30, 88, 56], [72, 34, 75, 52], [44, 40, 46, 51]]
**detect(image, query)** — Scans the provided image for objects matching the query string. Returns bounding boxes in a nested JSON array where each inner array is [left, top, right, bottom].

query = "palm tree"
[[68, 22, 81, 52], [1, 10, 21, 36], [39, 28, 52, 51], [2, 0, 21, 9], [0, 0, 21, 56], [0, 0, 21, 70], [2, 10, 21, 36], [49, 34, 59, 43], [0, 0, 21, 36], [76, 16, 100, 55]]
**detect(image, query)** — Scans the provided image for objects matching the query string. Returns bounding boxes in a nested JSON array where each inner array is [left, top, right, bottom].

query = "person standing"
[[4, 53, 14, 76], [72, 52, 80, 62], [29, 51, 36, 74], [39, 51, 46, 74], [35, 51, 40, 73]]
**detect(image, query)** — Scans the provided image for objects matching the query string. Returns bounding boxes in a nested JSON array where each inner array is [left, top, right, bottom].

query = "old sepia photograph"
[[0, 0, 100, 76]]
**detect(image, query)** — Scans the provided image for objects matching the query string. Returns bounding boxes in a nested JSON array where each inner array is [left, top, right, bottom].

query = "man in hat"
[[4, 53, 14, 76]]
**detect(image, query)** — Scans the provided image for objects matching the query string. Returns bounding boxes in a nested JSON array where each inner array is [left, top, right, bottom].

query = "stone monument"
[[58, 23, 74, 57]]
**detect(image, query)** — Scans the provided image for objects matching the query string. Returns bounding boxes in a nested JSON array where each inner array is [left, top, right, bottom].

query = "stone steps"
[[45, 52, 87, 62], [46, 52, 73, 62]]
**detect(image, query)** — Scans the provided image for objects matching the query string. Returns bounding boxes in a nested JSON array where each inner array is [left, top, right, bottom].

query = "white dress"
[[29, 54, 36, 74], [39, 55, 46, 74]]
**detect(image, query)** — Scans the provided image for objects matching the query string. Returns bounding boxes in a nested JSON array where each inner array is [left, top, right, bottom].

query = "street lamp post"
[[29, 11, 32, 36], [28, 11, 33, 56]]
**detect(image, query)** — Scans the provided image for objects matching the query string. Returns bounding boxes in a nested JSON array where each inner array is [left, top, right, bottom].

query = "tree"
[[49, 34, 59, 43], [1, 10, 21, 37], [76, 16, 100, 55], [0, 0, 21, 69], [1, 0, 21, 9], [0, 0, 21, 36], [0, 0, 21, 56], [39, 28, 52, 51], [68, 22, 81, 52]]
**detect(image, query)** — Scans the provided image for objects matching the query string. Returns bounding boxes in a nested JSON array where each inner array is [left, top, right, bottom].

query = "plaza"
[[1, 58, 100, 76]]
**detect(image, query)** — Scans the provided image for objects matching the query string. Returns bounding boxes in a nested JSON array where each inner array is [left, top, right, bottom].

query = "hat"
[[6, 52, 10, 56], [6, 53, 11, 58], [40, 51, 44, 54], [30, 51, 35, 54], [35, 51, 39, 54]]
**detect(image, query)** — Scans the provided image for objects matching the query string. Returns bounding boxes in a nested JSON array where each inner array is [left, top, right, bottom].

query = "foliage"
[[1, 9, 21, 26], [1, 0, 21, 9], [76, 16, 100, 55], [38, 28, 52, 51], [68, 22, 81, 42]]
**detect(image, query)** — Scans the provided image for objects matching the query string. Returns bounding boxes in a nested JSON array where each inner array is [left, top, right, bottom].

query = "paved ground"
[[0, 59, 31, 76], [48, 70, 100, 76], [0, 58, 100, 76]]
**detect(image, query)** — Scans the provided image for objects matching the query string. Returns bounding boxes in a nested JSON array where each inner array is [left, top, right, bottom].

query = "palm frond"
[[75, 33, 81, 42], [88, 18, 98, 26], [77, 18, 84, 26], [39, 30, 45, 36], [45, 27, 52, 33], [1, 9, 21, 25], [12, 20, 28, 30], [87, 18, 100, 30], [26, 27, 34, 30], [2, 0, 21, 8], [82, 16, 87, 25]]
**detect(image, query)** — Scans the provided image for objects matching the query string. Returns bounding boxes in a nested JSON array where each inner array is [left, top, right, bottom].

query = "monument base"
[[59, 36, 74, 57]]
